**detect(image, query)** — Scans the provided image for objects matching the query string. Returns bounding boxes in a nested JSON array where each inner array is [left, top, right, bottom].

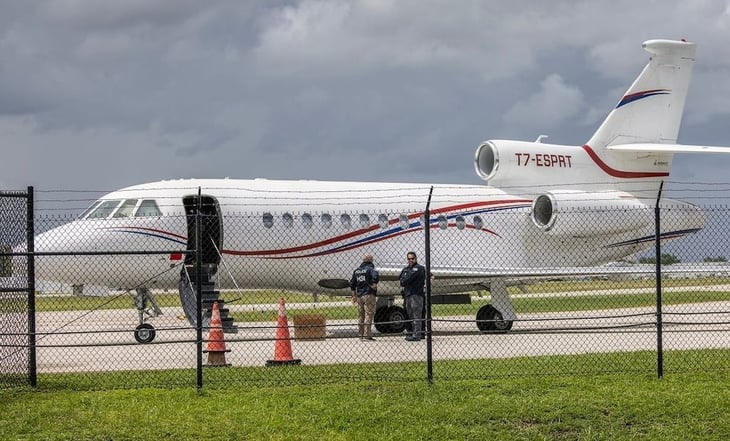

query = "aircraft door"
[[182, 194, 223, 273]]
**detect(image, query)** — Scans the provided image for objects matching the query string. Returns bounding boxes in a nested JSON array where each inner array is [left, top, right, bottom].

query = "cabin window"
[[321, 213, 332, 228], [263, 213, 274, 228], [113, 199, 138, 218], [377, 214, 389, 229], [399, 214, 409, 229], [88, 200, 121, 219], [283, 213, 294, 228], [302, 213, 313, 228], [340, 214, 351, 229], [136, 200, 162, 217], [473, 215, 483, 230], [359, 214, 370, 228], [455, 215, 466, 230], [437, 215, 448, 230]]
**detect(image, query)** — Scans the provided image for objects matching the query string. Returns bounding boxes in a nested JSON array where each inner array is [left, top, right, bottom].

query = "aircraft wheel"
[[374, 307, 391, 333], [134, 323, 156, 344], [476, 305, 513, 332], [385, 306, 406, 334]]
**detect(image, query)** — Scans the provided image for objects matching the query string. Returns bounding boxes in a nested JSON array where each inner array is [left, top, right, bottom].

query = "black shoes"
[[404, 335, 422, 341]]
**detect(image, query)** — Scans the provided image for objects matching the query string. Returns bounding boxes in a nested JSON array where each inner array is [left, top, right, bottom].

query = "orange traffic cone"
[[266, 298, 302, 366], [204, 301, 231, 367]]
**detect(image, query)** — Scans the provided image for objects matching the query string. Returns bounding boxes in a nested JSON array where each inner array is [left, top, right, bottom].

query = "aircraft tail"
[[587, 39, 696, 149], [475, 39, 725, 199]]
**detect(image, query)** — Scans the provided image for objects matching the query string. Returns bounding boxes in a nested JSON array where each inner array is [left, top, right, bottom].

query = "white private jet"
[[22, 39, 730, 343]]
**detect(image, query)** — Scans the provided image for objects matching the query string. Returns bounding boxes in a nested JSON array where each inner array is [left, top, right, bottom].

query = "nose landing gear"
[[133, 287, 162, 343]]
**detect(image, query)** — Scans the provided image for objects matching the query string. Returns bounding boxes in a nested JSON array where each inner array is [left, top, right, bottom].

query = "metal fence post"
[[655, 182, 664, 379], [196, 187, 204, 390], [26, 186, 36, 388], [425, 187, 433, 384]]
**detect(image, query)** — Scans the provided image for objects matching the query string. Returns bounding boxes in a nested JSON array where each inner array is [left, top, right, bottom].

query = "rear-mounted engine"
[[531, 190, 650, 236]]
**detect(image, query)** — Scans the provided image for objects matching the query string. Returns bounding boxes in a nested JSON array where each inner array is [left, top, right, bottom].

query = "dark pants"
[[405, 295, 424, 338]]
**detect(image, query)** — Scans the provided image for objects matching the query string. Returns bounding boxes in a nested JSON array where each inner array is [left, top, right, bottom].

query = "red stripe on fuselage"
[[582, 145, 669, 178], [224, 199, 528, 257]]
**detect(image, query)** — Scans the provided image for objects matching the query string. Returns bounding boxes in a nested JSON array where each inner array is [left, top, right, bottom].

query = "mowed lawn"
[[1, 350, 729, 440]]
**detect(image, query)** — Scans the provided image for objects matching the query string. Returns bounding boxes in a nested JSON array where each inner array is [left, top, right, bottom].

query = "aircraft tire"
[[374, 306, 407, 334], [476, 305, 513, 332], [374, 307, 391, 333], [134, 323, 156, 344], [385, 306, 406, 334]]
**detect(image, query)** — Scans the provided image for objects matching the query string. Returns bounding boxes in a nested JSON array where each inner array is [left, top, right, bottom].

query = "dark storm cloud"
[[0, 0, 729, 194]]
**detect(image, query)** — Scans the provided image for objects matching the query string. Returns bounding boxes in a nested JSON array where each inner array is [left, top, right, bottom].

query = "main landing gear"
[[374, 305, 407, 334], [475, 304, 513, 332], [372, 280, 517, 334], [374, 301, 513, 333]]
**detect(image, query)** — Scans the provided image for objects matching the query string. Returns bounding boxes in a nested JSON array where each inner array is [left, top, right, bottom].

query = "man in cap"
[[349, 254, 379, 340]]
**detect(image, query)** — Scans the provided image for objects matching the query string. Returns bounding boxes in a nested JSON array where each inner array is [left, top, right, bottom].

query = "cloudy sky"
[[2, 0, 730, 205]]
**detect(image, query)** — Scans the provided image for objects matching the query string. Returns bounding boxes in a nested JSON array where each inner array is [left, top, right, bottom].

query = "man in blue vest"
[[399, 251, 426, 341], [350, 254, 379, 340]]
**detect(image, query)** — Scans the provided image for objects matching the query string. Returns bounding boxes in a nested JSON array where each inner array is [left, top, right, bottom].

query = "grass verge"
[[1, 350, 728, 440]]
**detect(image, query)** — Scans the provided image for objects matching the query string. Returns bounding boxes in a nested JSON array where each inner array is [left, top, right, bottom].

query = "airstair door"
[[182, 194, 223, 272]]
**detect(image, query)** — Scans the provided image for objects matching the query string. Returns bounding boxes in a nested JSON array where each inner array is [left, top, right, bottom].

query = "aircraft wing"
[[607, 143, 730, 154], [375, 262, 730, 282], [319, 262, 730, 291]]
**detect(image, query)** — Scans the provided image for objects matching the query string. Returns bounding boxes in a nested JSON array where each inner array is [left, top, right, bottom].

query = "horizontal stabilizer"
[[607, 143, 730, 154]]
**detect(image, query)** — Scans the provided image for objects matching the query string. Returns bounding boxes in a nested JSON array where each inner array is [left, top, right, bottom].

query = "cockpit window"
[[136, 200, 162, 217], [87, 200, 121, 219], [78, 201, 102, 219], [113, 199, 138, 218]]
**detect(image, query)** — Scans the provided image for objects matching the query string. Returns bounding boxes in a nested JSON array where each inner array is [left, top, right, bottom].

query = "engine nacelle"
[[474, 141, 500, 181], [531, 190, 650, 236], [474, 140, 586, 190]]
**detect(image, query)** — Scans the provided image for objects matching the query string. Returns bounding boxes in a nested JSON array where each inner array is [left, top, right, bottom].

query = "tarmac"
[[28, 295, 730, 373]]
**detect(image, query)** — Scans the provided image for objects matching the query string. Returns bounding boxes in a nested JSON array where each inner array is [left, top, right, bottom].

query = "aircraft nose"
[[33, 227, 69, 253]]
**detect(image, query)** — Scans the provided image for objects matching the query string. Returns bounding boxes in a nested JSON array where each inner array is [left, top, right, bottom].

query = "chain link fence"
[[0, 190, 33, 388], [1, 187, 729, 389]]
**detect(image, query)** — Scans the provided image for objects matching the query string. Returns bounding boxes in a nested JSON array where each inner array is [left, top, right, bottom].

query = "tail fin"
[[587, 39, 696, 149]]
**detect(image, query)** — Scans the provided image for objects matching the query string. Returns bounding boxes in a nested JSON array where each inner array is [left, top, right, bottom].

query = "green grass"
[[33, 290, 344, 312], [508, 276, 730, 293], [510, 289, 730, 314], [2, 350, 729, 440], [235, 289, 730, 323], [34, 279, 730, 324]]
